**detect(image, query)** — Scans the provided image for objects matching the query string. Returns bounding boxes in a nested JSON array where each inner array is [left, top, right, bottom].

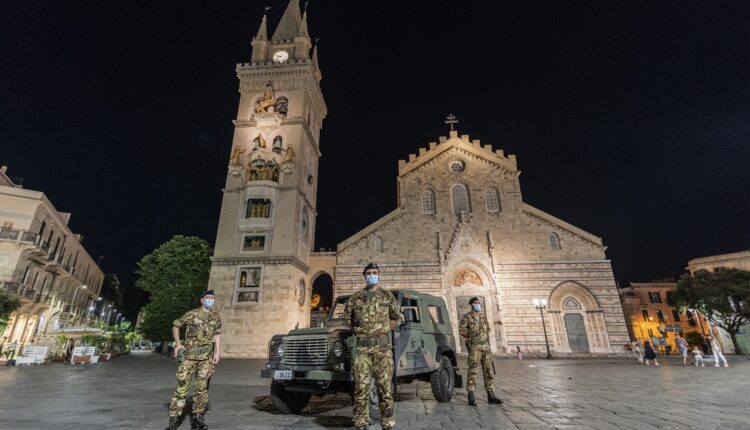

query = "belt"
[[357, 335, 391, 347], [185, 345, 213, 357]]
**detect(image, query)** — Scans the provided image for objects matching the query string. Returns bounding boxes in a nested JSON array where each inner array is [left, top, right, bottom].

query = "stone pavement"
[[0, 352, 748, 429]]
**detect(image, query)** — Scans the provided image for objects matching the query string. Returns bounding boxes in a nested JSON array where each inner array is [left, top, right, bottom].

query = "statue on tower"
[[253, 133, 267, 149], [255, 82, 277, 113], [229, 146, 246, 166]]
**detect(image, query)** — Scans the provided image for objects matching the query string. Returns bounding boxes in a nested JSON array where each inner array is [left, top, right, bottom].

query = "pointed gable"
[[271, 0, 302, 41]]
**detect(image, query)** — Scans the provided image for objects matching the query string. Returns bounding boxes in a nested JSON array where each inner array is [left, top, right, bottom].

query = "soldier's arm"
[[172, 312, 187, 352], [342, 300, 353, 328], [212, 315, 222, 363], [458, 316, 469, 338], [388, 294, 402, 331]]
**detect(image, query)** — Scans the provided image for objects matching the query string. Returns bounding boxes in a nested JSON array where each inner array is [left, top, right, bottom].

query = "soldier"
[[167, 290, 222, 430], [459, 297, 503, 406], [342, 263, 402, 430]]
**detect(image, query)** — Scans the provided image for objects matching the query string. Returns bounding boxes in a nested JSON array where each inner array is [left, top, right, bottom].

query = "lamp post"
[[533, 298, 553, 359], [104, 304, 113, 326]]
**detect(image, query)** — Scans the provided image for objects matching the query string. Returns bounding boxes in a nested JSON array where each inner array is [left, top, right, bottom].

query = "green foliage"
[[136, 235, 212, 341], [684, 331, 705, 347], [0, 289, 21, 324], [669, 268, 750, 353]]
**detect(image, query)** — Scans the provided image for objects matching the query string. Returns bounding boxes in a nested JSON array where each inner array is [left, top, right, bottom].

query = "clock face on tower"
[[272, 50, 289, 63]]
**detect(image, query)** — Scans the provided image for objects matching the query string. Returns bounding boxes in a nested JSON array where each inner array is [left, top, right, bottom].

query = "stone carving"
[[253, 133, 267, 149], [230, 146, 246, 166], [253, 82, 289, 117], [272, 136, 284, 154]]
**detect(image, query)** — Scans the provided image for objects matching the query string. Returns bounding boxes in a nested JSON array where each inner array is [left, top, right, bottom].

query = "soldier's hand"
[[211, 354, 220, 365], [174, 344, 185, 359]]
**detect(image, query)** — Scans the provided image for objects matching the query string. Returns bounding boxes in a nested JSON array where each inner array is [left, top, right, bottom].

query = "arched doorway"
[[564, 313, 590, 353], [447, 263, 501, 353], [310, 273, 333, 327]]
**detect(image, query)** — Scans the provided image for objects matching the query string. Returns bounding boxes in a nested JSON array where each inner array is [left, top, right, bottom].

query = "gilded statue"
[[253, 133, 267, 149], [282, 145, 295, 163], [254, 83, 277, 113], [229, 146, 245, 165]]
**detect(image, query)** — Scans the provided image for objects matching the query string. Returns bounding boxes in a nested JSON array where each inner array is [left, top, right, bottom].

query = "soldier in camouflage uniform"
[[459, 297, 503, 406], [342, 263, 403, 430], [167, 290, 222, 430]]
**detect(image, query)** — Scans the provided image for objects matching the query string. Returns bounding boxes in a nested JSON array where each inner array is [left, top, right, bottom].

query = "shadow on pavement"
[[253, 394, 354, 427]]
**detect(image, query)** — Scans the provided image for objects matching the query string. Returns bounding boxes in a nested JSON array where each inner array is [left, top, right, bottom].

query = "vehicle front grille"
[[283, 335, 328, 366]]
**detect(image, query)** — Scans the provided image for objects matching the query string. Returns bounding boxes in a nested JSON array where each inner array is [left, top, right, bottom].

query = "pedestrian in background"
[[708, 335, 729, 368], [691, 345, 705, 367], [675, 334, 693, 366], [634, 341, 643, 364], [643, 341, 659, 366], [516, 346, 523, 361]]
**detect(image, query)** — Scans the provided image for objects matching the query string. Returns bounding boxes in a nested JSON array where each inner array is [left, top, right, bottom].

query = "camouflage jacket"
[[173, 308, 222, 360], [343, 287, 402, 353], [459, 311, 490, 351]]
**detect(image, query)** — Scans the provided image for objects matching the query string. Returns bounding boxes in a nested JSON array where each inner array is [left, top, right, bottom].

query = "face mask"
[[203, 299, 214, 309], [472, 303, 481, 312], [365, 274, 379, 287]]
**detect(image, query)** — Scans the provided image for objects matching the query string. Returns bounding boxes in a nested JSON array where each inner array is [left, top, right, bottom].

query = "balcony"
[[1, 281, 22, 295], [0, 228, 20, 240], [22, 288, 36, 300]]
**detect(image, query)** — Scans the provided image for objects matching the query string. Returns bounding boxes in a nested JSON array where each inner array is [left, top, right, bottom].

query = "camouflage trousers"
[[352, 348, 395, 428], [168, 358, 215, 417], [466, 347, 494, 392]]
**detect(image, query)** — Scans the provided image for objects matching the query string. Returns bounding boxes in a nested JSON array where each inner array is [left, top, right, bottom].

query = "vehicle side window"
[[401, 297, 420, 323], [330, 297, 349, 320], [428, 305, 444, 324]]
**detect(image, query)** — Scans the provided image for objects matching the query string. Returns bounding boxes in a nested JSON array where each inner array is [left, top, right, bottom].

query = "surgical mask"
[[365, 274, 379, 287], [472, 303, 481, 312], [203, 299, 214, 309]]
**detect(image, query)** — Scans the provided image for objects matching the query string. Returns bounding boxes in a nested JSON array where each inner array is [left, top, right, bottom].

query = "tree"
[[669, 268, 750, 354], [0, 289, 21, 330], [135, 235, 212, 342]]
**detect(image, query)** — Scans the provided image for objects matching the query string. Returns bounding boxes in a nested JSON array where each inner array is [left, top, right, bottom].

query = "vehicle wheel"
[[430, 356, 455, 402], [270, 380, 312, 414]]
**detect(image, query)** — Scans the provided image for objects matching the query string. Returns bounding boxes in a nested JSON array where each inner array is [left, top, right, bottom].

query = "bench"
[[15, 346, 49, 365], [71, 346, 97, 365]]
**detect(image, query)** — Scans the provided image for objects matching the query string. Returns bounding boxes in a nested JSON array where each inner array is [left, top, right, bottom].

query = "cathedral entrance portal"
[[310, 273, 333, 327], [564, 313, 590, 353]]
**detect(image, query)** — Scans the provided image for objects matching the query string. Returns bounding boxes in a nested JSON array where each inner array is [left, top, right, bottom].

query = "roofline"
[[337, 208, 402, 252], [522, 203, 603, 246]]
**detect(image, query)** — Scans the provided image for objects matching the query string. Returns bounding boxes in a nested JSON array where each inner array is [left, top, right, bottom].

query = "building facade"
[[619, 281, 710, 353], [687, 250, 750, 354], [210, 0, 628, 358], [0, 166, 105, 354]]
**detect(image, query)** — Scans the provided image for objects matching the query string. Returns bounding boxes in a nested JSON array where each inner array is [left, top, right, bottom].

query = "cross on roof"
[[445, 114, 458, 131]]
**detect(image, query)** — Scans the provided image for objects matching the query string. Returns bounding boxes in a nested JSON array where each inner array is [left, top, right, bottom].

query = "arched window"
[[549, 232, 561, 250], [451, 184, 471, 214], [374, 236, 384, 253], [485, 189, 500, 213], [421, 190, 435, 214]]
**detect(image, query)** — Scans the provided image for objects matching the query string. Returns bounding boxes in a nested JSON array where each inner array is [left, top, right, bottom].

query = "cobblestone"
[[0, 352, 748, 429]]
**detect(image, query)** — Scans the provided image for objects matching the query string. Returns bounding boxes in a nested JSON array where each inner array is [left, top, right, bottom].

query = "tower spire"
[[254, 8, 269, 41], [299, 9, 309, 37], [272, 0, 302, 41], [251, 7, 270, 62]]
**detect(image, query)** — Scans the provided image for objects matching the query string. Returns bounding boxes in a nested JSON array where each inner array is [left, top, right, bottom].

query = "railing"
[[1, 281, 22, 295], [21, 231, 38, 243], [22, 288, 35, 299], [0, 228, 20, 240]]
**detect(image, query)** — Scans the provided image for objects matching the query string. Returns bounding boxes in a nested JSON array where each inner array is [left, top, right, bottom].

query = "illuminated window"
[[451, 184, 470, 213], [649, 292, 662, 303], [421, 190, 435, 214], [641, 309, 649, 321], [374, 236, 384, 253], [671, 309, 681, 321]]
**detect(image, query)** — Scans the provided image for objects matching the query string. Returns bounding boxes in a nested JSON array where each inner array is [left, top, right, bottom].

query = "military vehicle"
[[260, 289, 462, 414]]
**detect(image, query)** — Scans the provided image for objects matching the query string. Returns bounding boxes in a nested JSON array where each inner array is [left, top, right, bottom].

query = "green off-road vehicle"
[[260, 289, 463, 414]]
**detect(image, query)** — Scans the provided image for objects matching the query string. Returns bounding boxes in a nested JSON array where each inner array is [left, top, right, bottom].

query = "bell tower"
[[209, 0, 327, 358]]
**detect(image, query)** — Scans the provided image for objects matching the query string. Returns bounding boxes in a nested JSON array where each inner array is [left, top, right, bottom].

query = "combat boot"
[[166, 416, 179, 430], [191, 413, 208, 430], [487, 390, 503, 405], [468, 391, 476, 406]]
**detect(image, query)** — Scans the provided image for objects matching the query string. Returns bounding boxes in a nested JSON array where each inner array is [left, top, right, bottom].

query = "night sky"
[[2, 1, 749, 296]]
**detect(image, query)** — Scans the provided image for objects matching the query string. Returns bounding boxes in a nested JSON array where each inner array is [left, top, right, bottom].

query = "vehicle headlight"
[[333, 340, 343, 357], [277, 342, 285, 357]]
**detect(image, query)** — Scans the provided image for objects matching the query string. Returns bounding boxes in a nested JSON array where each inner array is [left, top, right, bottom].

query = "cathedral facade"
[[210, 0, 629, 358]]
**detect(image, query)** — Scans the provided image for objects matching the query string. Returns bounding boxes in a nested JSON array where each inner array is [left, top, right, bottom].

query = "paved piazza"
[[0, 352, 748, 429]]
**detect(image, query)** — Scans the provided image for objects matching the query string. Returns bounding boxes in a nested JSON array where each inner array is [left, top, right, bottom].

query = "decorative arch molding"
[[548, 281, 600, 310], [547, 281, 611, 353]]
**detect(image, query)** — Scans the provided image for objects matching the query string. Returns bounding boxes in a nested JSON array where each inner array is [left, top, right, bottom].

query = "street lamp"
[[533, 298, 553, 359]]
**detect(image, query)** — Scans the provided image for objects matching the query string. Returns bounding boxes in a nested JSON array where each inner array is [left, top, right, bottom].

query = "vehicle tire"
[[270, 380, 312, 414], [430, 356, 455, 402]]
